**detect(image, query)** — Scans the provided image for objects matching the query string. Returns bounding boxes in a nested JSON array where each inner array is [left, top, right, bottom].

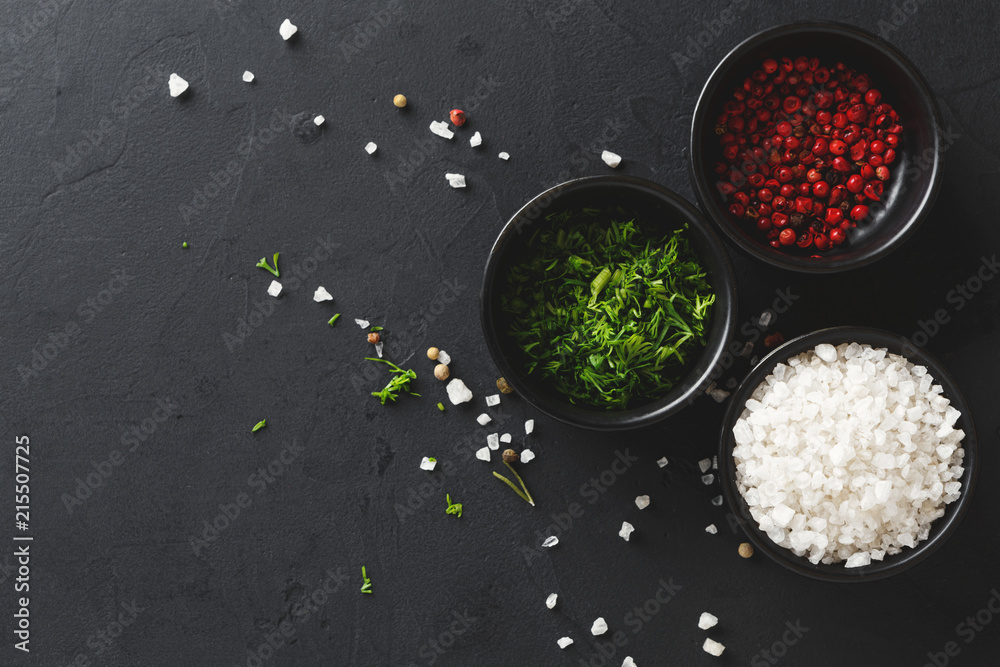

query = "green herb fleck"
[[182, 242, 189, 249], [251, 419, 266, 433], [366, 358, 420, 404], [328, 313, 341, 326], [256, 252, 280, 277], [492, 460, 535, 506], [369, 326, 383, 332], [360, 566, 372, 594], [437, 402, 445, 412], [502, 210, 714, 410], [445, 494, 463, 518]]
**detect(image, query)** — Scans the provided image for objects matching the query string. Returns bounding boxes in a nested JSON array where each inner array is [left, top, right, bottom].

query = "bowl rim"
[[718, 326, 979, 582], [479, 174, 737, 431], [689, 20, 945, 273]]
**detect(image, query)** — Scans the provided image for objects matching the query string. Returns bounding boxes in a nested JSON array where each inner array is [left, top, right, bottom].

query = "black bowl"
[[690, 22, 944, 272], [480, 175, 737, 430], [719, 327, 978, 582]]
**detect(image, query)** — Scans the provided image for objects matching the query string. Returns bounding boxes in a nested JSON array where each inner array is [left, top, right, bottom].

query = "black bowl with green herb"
[[481, 176, 737, 430]]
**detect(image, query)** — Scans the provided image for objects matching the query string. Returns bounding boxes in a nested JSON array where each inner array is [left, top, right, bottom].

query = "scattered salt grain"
[[436, 350, 451, 366], [470, 131, 482, 147], [758, 311, 773, 327], [445, 378, 473, 404], [267, 280, 282, 297], [546, 593, 558, 609], [541, 536, 559, 548], [498, 151, 510, 160], [476, 413, 492, 426], [601, 150, 621, 168], [622, 659, 637, 667], [420, 457, 437, 471], [557, 637, 573, 649], [499, 433, 511, 443], [445, 173, 466, 188], [313, 115, 325, 126], [710, 388, 731, 403], [657, 457, 669, 468], [475, 446, 490, 462], [635, 495, 650, 510], [619, 521, 634, 542], [845, 552, 871, 568], [698, 612, 718, 630], [375, 342, 384, 358], [279, 19, 297, 40], [429, 121, 454, 139], [242, 71, 255, 83], [705, 524, 718, 534], [525, 419, 535, 435], [712, 455, 718, 470], [313, 286, 333, 302], [591, 618, 608, 636], [703, 638, 725, 657], [698, 458, 712, 473], [365, 142, 378, 154], [521, 449, 535, 463], [701, 474, 714, 485], [487, 433, 499, 450], [168, 73, 188, 97], [814, 343, 837, 363], [711, 495, 724, 506], [486, 394, 500, 407], [355, 319, 370, 328]]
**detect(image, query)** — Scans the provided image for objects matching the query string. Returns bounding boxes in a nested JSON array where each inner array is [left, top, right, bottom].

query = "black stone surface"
[[2, 1, 998, 665]]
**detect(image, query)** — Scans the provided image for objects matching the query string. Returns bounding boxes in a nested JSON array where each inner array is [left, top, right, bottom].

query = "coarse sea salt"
[[375, 342, 383, 358], [619, 521, 634, 541], [733, 342, 966, 566], [487, 433, 499, 450], [525, 419, 534, 435], [499, 433, 511, 443], [557, 637, 573, 649], [698, 458, 712, 473], [475, 447, 490, 462], [698, 612, 718, 630], [313, 115, 325, 126], [313, 286, 333, 302], [657, 457, 669, 468], [436, 350, 451, 366], [355, 319, 369, 328], [498, 151, 510, 160], [420, 457, 436, 471], [365, 142, 377, 154], [446, 378, 473, 404], [635, 495, 650, 510], [430, 121, 454, 139], [267, 280, 282, 297], [279, 19, 297, 40], [705, 524, 718, 535], [242, 71, 255, 83], [445, 173, 466, 188], [486, 394, 500, 407], [168, 73, 188, 97], [520, 449, 535, 463], [470, 131, 482, 147], [622, 658, 637, 667], [476, 413, 491, 426], [546, 593, 558, 609], [591, 618, 608, 636], [703, 638, 725, 657], [701, 474, 714, 485], [541, 536, 559, 548], [601, 150, 621, 168]]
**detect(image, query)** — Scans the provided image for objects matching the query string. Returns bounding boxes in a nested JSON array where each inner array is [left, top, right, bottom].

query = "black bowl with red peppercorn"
[[690, 22, 944, 272]]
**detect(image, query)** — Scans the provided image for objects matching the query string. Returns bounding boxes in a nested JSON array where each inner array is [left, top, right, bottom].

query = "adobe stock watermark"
[[878, 0, 934, 39], [338, 0, 403, 62], [670, 0, 749, 74], [6, 0, 73, 52], [17, 270, 136, 384], [179, 109, 295, 224], [189, 440, 305, 556], [237, 567, 350, 667], [405, 609, 478, 666], [923, 588, 1000, 667], [62, 599, 145, 667], [750, 619, 810, 666], [901, 254, 999, 355], [61, 397, 179, 514], [222, 235, 339, 352], [521, 449, 639, 565], [707, 286, 799, 385]]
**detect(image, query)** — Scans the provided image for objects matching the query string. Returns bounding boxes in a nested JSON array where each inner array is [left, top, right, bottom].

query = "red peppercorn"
[[758, 187, 774, 202], [829, 227, 846, 245], [779, 228, 796, 245], [782, 96, 802, 113], [884, 133, 899, 148], [883, 148, 896, 164], [850, 204, 869, 222], [875, 165, 891, 181], [869, 139, 885, 155], [864, 182, 882, 201], [779, 183, 795, 197], [832, 156, 851, 172], [868, 154, 884, 168], [811, 137, 829, 156], [449, 109, 466, 126], [729, 203, 745, 217], [846, 174, 865, 193], [812, 181, 830, 198], [796, 229, 815, 248], [859, 164, 876, 180], [829, 139, 847, 155], [864, 89, 881, 106], [794, 196, 813, 214], [756, 217, 772, 232], [763, 58, 778, 74], [814, 233, 831, 250], [772, 212, 789, 228], [776, 121, 793, 137], [829, 185, 847, 206], [806, 168, 822, 183], [775, 166, 793, 183], [824, 207, 844, 226], [832, 112, 848, 128]]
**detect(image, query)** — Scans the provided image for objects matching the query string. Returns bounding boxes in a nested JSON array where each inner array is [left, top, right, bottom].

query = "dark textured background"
[[2, 1, 998, 665]]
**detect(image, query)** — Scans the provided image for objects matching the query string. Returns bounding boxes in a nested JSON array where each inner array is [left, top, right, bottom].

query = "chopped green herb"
[[182, 241, 189, 249], [366, 358, 420, 404], [369, 326, 383, 332], [493, 460, 535, 506], [251, 419, 266, 433], [437, 402, 445, 412], [360, 566, 372, 594], [427, 457, 437, 462], [445, 494, 463, 518], [256, 252, 280, 277], [502, 210, 714, 410], [328, 313, 341, 326]]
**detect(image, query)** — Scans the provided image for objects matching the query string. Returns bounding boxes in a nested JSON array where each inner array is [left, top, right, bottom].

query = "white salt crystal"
[[242, 71, 255, 83], [557, 637, 573, 649], [168, 73, 188, 97], [420, 457, 437, 471], [710, 389, 731, 403], [546, 593, 557, 609], [601, 150, 621, 168], [445, 173, 466, 188], [711, 495, 723, 506], [446, 379, 473, 404], [498, 151, 510, 160], [486, 394, 500, 407], [705, 524, 718, 534], [541, 536, 559, 548], [845, 552, 871, 568], [619, 521, 634, 541], [375, 342, 383, 358], [758, 311, 773, 327], [591, 618, 608, 636], [701, 474, 714, 485], [657, 457, 668, 468], [279, 19, 297, 40], [520, 449, 535, 463], [475, 446, 490, 462], [470, 131, 482, 147], [365, 142, 378, 154], [771, 504, 795, 527], [429, 121, 454, 139], [712, 455, 718, 469], [313, 115, 325, 126], [476, 413, 491, 426], [313, 286, 333, 302], [635, 495, 650, 510], [698, 612, 718, 630], [500, 433, 512, 443], [703, 638, 725, 657], [699, 458, 712, 473], [355, 319, 369, 328], [436, 350, 451, 366], [487, 433, 499, 450], [622, 658, 637, 667], [267, 280, 282, 297], [815, 343, 838, 362], [525, 419, 534, 435]]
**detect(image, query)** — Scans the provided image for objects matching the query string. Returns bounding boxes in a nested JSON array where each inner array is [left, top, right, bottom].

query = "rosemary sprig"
[[365, 358, 420, 404], [493, 460, 535, 506], [256, 252, 280, 277]]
